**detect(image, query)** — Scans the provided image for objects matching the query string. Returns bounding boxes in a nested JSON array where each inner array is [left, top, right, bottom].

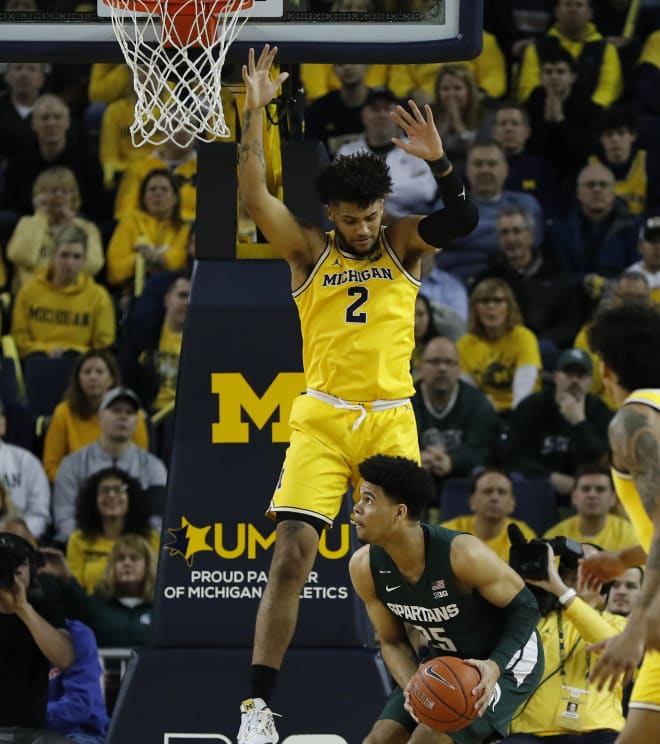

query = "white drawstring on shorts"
[[306, 388, 410, 430]]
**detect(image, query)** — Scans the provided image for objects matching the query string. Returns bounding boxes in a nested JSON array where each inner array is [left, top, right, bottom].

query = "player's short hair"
[[588, 303, 660, 392], [358, 455, 434, 521], [317, 151, 393, 207]]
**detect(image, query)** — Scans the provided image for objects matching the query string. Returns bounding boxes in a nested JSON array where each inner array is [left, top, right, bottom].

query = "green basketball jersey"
[[369, 524, 524, 661]]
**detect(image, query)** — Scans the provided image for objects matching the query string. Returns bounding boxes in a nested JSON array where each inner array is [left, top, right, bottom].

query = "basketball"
[[408, 656, 481, 732]]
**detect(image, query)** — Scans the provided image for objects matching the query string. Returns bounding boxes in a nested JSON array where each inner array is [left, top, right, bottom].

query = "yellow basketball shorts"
[[267, 393, 420, 526], [629, 649, 660, 712]]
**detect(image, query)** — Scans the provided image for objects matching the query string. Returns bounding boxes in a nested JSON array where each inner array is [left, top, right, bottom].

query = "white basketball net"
[[106, 0, 254, 147]]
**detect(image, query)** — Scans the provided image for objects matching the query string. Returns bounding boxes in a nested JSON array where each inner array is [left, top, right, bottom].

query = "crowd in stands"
[[0, 0, 658, 739]]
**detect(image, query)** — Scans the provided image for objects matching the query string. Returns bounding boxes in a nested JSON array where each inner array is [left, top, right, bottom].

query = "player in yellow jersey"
[[236, 46, 478, 744], [579, 303, 660, 743]]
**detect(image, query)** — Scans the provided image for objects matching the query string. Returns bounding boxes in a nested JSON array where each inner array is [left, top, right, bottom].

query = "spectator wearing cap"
[[334, 87, 438, 220], [626, 215, 660, 303], [52, 386, 167, 545], [0, 396, 51, 539], [544, 463, 638, 551], [505, 348, 613, 500]]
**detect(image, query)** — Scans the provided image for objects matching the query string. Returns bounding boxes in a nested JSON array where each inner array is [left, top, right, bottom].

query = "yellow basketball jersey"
[[611, 388, 660, 552], [294, 228, 419, 401]]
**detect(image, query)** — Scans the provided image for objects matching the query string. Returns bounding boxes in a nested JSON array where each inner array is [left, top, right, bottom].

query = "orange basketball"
[[409, 656, 481, 732]]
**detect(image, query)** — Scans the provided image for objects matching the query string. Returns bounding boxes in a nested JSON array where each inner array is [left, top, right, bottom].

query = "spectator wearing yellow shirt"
[[502, 542, 628, 742], [441, 469, 536, 562], [7, 166, 104, 292], [99, 84, 155, 191], [11, 225, 115, 360], [457, 278, 542, 415], [114, 131, 196, 221], [388, 31, 508, 107], [517, 0, 624, 109], [42, 349, 150, 482], [119, 273, 190, 414], [544, 464, 639, 552], [107, 168, 191, 290], [66, 466, 160, 594]]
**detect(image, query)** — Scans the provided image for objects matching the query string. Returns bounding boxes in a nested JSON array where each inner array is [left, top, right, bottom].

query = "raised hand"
[[241, 45, 289, 112], [391, 100, 444, 162]]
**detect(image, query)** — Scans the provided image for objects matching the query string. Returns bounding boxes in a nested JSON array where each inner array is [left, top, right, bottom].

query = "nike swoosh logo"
[[378, 570, 391, 574], [458, 187, 466, 199], [424, 667, 456, 688], [385, 585, 401, 592]]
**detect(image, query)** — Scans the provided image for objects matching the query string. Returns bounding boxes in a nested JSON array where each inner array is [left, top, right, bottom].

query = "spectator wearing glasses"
[[457, 277, 542, 416], [546, 162, 639, 306], [412, 336, 499, 509], [505, 350, 613, 499], [65, 467, 160, 594]]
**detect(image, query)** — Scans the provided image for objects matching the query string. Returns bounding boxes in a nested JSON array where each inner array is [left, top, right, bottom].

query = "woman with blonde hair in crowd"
[[7, 166, 104, 292], [431, 65, 491, 173], [42, 348, 149, 481], [66, 467, 159, 594], [457, 277, 542, 415], [106, 167, 191, 292], [42, 533, 158, 648]]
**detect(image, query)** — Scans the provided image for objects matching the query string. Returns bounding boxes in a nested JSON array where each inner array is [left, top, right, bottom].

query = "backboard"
[[0, 0, 483, 63]]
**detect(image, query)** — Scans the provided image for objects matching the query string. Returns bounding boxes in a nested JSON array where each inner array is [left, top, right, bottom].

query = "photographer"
[[502, 536, 627, 743], [0, 532, 74, 744]]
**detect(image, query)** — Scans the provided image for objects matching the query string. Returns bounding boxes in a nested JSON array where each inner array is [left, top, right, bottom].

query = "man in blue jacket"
[[47, 619, 109, 744]]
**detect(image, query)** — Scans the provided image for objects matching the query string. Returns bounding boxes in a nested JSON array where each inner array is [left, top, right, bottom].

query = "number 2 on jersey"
[[346, 286, 368, 323]]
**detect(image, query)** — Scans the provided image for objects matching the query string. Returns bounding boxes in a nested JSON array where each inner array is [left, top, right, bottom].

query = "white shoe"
[[237, 697, 280, 744]]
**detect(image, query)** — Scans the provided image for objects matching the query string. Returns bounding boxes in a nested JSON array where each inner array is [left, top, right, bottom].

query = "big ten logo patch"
[[211, 372, 306, 443]]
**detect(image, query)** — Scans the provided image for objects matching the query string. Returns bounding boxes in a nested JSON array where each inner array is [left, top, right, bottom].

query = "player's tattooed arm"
[[609, 405, 660, 518], [609, 404, 660, 611], [239, 112, 267, 183]]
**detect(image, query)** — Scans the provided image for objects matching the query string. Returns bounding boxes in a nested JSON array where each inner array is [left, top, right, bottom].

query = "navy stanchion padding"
[[440, 478, 559, 536]]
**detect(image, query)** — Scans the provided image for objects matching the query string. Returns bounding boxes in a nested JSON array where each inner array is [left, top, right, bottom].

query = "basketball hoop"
[[102, 0, 254, 147]]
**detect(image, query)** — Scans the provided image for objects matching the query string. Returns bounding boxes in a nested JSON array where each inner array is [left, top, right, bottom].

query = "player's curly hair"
[[317, 151, 393, 207], [588, 303, 660, 393], [358, 455, 434, 521]]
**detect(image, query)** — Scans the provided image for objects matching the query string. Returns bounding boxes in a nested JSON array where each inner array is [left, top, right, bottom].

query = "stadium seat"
[[22, 354, 78, 418], [440, 477, 559, 536]]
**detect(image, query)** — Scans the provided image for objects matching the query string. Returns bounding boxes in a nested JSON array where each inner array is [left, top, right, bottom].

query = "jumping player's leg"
[[251, 519, 320, 670], [251, 396, 355, 676]]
